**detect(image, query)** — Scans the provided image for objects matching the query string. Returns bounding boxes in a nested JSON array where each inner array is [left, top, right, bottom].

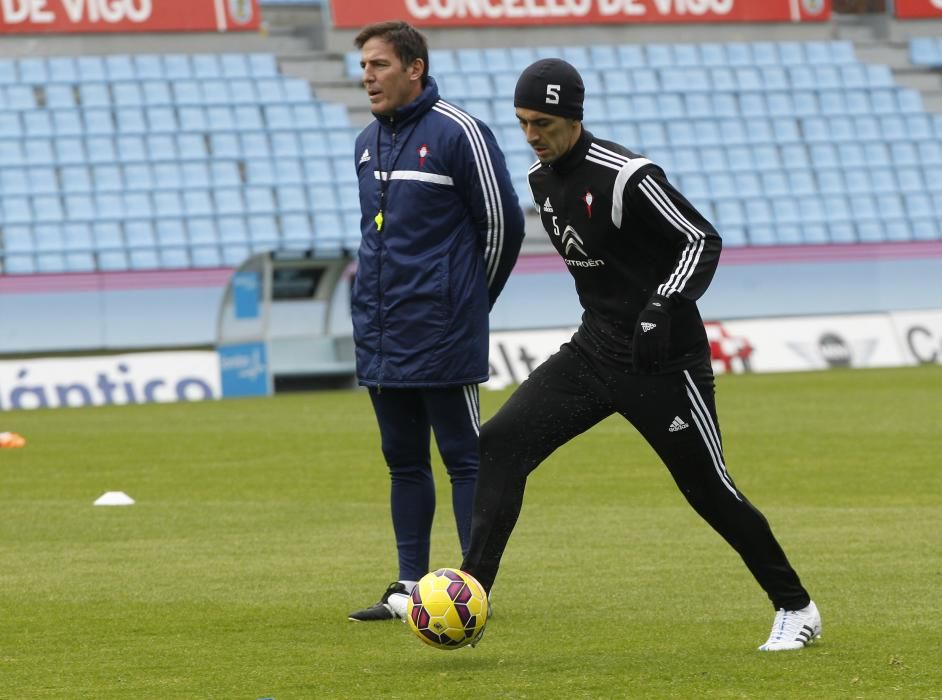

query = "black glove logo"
[[632, 294, 671, 373]]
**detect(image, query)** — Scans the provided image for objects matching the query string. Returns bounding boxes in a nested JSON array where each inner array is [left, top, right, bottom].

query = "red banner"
[[895, 0, 942, 17], [330, 0, 830, 28], [0, 0, 260, 34]]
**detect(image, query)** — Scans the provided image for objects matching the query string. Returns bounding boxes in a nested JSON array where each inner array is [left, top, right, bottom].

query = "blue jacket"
[[352, 77, 525, 388]]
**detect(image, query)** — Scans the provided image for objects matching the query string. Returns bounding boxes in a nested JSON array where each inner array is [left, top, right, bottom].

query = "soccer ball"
[[406, 568, 489, 650]]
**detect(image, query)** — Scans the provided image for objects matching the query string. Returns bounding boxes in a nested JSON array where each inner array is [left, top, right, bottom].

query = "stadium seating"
[[0, 52, 356, 273], [3, 39, 942, 274], [339, 39, 942, 249]]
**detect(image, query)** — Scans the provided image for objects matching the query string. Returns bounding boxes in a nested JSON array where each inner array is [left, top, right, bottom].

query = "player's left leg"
[[423, 384, 481, 558], [617, 361, 818, 644]]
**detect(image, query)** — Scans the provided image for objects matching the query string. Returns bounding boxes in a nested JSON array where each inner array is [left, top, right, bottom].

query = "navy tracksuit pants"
[[369, 385, 481, 582]]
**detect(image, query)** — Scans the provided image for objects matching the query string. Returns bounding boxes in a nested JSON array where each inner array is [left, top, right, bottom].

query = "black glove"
[[632, 294, 671, 373]]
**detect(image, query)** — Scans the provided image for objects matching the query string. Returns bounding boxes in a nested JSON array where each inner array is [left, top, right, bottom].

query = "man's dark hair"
[[354, 20, 429, 84]]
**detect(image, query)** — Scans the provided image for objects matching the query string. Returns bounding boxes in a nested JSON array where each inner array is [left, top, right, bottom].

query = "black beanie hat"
[[514, 58, 585, 120]]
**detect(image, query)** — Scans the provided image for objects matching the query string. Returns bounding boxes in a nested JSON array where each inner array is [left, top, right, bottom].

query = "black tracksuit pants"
[[461, 339, 810, 611]]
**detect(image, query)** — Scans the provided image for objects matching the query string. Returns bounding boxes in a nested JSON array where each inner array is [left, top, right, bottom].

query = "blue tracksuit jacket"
[[351, 77, 525, 388]]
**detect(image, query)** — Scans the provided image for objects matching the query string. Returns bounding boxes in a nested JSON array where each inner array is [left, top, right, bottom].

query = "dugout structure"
[[216, 249, 355, 396]]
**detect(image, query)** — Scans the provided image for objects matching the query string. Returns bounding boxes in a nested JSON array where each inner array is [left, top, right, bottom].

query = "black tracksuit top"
[[527, 129, 723, 370]]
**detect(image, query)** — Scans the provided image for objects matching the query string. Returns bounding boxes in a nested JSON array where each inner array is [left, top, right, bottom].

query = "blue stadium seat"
[[698, 43, 726, 67], [177, 107, 209, 132], [152, 191, 183, 218], [175, 133, 207, 160], [220, 54, 250, 79], [187, 217, 219, 249], [869, 88, 898, 115], [910, 37, 939, 66], [51, 109, 82, 137], [121, 192, 151, 218], [134, 55, 164, 80], [156, 218, 187, 245], [917, 139, 942, 165], [208, 161, 239, 188], [57, 164, 90, 194], [163, 54, 193, 81], [184, 190, 214, 216], [200, 81, 229, 106], [129, 249, 160, 269], [911, 218, 939, 241], [245, 187, 276, 214], [228, 80, 258, 105], [151, 162, 181, 187], [221, 244, 252, 267], [46, 84, 75, 109], [79, 83, 110, 108], [896, 166, 924, 192], [862, 141, 891, 166], [0, 167, 27, 195], [7, 84, 37, 110], [837, 143, 866, 168], [123, 220, 154, 249], [283, 78, 313, 104], [24, 138, 55, 165], [190, 245, 222, 268], [843, 168, 872, 194], [303, 157, 333, 184], [248, 214, 280, 247], [866, 65, 894, 88], [809, 143, 838, 168], [191, 54, 221, 79], [856, 221, 885, 243], [0, 112, 22, 138], [142, 81, 172, 106], [65, 193, 95, 220], [248, 53, 278, 77], [27, 167, 55, 195], [159, 247, 191, 269], [211, 133, 239, 159], [739, 92, 768, 117], [891, 141, 919, 166], [897, 88, 923, 114], [178, 162, 209, 189], [264, 105, 293, 130], [725, 42, 753, 67], [276, 185, 307, 211], [817, 169, 846, 194], [18, 57, 47, 84], [92, 221, 124, 250], [455, 48, 487, 73], [83, 108, 114, 135], [105, 55, 134, 81], [846, 194, 877, 222], [218, 215, 249, 243], [230, 105, 262, 131], [23, 110, 53, 138], [117, 107, 149, 134], [281, 213, 314, 246]]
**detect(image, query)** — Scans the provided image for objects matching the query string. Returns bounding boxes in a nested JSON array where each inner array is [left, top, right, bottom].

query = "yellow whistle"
[[374, 211, 384, 232]]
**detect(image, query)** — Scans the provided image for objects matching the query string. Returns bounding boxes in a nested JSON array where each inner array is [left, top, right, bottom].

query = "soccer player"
[[460, 59, 821, 651], [347, 22, 525, 621]]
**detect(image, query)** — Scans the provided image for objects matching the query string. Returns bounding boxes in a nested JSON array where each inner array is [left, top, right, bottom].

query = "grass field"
[[2, 366, 941, 699]]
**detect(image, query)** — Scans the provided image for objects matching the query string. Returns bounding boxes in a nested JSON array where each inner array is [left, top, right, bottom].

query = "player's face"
[[516, 108, 582, 163], [360, 37, 424, 117]]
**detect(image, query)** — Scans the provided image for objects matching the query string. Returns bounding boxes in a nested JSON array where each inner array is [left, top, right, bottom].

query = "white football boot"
[[759, 600, 822, 651]]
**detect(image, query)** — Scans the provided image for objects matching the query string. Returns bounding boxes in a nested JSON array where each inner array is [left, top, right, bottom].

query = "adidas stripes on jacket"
[[526, 128, 721, 372]]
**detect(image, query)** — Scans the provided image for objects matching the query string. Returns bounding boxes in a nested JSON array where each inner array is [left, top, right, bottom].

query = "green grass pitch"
[[2, 366, 941, 699]]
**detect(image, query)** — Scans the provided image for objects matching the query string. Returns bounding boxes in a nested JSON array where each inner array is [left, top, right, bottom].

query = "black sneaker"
[[348, 582, 409, 622]]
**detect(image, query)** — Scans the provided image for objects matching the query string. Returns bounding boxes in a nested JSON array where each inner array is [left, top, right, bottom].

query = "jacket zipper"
[[376, 121, 398, 393]]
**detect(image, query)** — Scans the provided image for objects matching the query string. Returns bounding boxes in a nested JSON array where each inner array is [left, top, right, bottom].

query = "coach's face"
[[516, 108, 582, 164], [360, 37, 424, 117]]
